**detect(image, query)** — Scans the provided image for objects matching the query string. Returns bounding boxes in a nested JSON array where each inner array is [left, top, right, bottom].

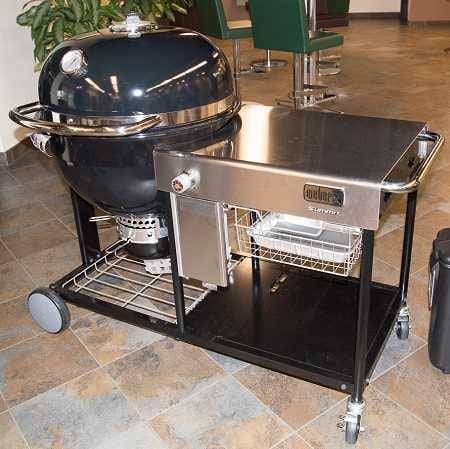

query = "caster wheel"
[[396, 319, 410, 340], [345, 420, 360, 444], [27, 288, 70, 334]]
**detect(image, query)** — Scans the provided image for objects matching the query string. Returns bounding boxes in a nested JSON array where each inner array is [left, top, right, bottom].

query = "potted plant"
[[17, 0, 193, 68]]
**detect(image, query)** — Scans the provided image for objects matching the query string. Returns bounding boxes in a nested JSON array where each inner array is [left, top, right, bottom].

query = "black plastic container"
[[428, 228, 450, 374]]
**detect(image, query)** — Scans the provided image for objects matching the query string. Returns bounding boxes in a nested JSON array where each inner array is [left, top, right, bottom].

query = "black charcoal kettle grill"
[[9, 14, 445, 445], [10, 12, 240, 269]]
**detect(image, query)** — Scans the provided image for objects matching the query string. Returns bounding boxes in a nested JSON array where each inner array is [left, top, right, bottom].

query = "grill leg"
[[165, 193, 186, 336], [70, 190, 101, 265], [342, 230, 374, 444], [396, 190, 418, 339]]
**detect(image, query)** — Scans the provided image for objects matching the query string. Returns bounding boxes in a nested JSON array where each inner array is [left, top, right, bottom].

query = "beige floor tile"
[[274, 434, 312, 449], [9, 164, 56, 185], [0, 412, 28, 449], [235, 365, 345, 430], [407, 270, 431, 340], [41, 192, 73, 218], [0, 171, 20, 191], [2, 220, 75, 259], [0, 297, 42, 351], [12, 370, 167, 449], [370, 331, 424, 380], [0, 393, 6, 413], [151, 376, 291, 449], [299, 387, 447, 449], [19, 239, 81, 286], [0, 261, 34, 304], [415, 209, 450, 242], [205, 350, 249, 374], [0, 241, 12, 266], [374, 227, 430, 275], [71, 313, 163, 365], [0, 330, 98, 407], [0, 203, 53, 237], [0, 185, 34, 212], [106, 338, 226, 419], [374, 347, 450, 437]]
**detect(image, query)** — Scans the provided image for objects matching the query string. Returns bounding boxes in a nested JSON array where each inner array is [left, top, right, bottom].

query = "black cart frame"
[[51, 188, 417, 443]]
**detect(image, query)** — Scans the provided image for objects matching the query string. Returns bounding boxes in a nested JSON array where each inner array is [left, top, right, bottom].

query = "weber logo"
[[304, 184, 344, 207]]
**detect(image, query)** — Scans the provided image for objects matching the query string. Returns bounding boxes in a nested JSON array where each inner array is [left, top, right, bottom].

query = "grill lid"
[[10, 15, 238, 137]]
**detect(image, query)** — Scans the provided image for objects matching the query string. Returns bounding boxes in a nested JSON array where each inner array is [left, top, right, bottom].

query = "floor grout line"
[[8, 410, 32, 449], [0, 331, 47, 354], [231, 375, 296, 434], [296, 396, 349, 432], [371, 385, 450, 442], [37, 199, 78, 237], [0, 236, 37, 288], [145, 373, 233, 424], [201, 347, 248, 375], [8, 363, 102, 414], [69, 329, 151, 423], [370, 340, 427, 382], [202, 350, 304, 438]]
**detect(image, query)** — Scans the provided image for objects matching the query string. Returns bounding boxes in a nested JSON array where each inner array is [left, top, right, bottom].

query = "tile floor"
[[1, 18, 450, 449]]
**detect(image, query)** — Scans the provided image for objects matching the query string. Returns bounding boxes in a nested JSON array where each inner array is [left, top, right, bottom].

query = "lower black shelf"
[[185, 258, 401, 393]]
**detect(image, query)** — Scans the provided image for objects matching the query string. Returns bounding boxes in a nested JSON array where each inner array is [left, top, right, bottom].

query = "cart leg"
[[342, 230, 374, 444], [70, 190, 101, 265], [397, 191, 418, 340], [165, 193, 186, 336]]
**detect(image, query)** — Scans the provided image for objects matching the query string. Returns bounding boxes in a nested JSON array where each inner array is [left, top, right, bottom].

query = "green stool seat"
[[196, 0, 254, 90], [249, 0, 344, 109]]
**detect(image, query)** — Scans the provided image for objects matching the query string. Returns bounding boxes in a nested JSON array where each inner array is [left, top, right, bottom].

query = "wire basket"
[[62, 242, 211, 323], [232, 207, 362, 277]]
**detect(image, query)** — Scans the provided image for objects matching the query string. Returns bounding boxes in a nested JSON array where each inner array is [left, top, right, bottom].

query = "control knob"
[[171, 170, 199, 194]]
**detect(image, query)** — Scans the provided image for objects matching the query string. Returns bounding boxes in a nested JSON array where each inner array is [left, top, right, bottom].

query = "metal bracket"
[[30, 133, 52, 157], [337, 399, 366, 432], [398, 305, 410, 323], [143, 258, 171, 275]]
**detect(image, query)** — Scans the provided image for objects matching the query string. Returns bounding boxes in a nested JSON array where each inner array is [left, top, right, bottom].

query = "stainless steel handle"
[[382, 131, 445, 193], [9, 101, 161, 137]]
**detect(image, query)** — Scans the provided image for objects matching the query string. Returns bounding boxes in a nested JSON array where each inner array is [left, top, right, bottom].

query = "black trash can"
[[428, 229, 450, 374]]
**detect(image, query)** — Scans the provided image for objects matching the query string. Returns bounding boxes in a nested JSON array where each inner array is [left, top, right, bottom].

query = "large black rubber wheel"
[[27, 288, 70, 334], [345, 420, 360, 445], [396, 320, 410, 340]]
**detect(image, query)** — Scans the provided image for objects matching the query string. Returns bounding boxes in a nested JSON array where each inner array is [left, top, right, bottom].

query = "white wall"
[[349, 0, 401, 13], [0, 1, 39, 153]]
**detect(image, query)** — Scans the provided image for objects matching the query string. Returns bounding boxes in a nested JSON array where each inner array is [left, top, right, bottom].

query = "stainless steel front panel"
[[155, 104, 436, 230], [170, 194, 228, 286], [160, 151, 381, 229]]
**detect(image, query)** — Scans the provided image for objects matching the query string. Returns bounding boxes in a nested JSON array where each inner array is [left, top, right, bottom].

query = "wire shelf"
[[62, 242, 211, 323], [231, 207, 362, 277]]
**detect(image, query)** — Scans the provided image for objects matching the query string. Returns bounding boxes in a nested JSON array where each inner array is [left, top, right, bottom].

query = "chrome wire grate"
[[62, 242, 211, 323], [231, 207, 362, 277]]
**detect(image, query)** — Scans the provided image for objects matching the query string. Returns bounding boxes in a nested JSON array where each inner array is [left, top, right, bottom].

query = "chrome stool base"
[[251, 50, 288, 72]]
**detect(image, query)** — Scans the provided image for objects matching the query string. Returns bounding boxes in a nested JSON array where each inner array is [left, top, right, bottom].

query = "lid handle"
[[110, 12, 157, 38], [9, 101, 162, 137]]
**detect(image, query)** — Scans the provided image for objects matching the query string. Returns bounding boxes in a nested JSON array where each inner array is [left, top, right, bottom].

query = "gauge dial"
[[60, 50, 86, 75]]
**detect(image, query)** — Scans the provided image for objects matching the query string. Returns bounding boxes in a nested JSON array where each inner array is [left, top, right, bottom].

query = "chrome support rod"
[[293, 53, 305, 111], [233, 39, 242, 96]]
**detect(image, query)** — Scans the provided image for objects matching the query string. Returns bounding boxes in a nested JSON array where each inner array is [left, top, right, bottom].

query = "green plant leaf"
[[69, 0, 83, 20], [170, 3, 187, 14], [32, 0, 50, 29], [53, 17, 65, 42]]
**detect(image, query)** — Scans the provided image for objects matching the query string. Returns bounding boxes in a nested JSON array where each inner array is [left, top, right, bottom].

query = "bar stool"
[[249, 0, 343, 110], [317, 0, 349, 76], [196, 0, 255, 90]]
